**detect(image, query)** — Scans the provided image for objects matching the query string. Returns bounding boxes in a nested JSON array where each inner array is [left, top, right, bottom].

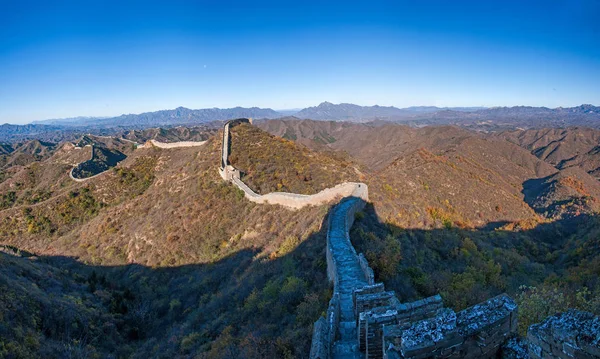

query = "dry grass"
[[229, 124, 359, 195]]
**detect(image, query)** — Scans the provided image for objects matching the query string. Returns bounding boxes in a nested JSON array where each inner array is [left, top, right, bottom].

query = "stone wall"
[[359, 295, 444, 358], [358, 253, 375, 286], [219, 118, 251, 179], [145, 139, 207, 149], [233, 178, 368, 209], [311, 317, 330, 359], [527, 309, 600, 359], [69, 145, 100, 182], [383, 294, 518, 359], [309, 294, 343, 359], [310, 196, 369, 358], [218, 119, 368, 209], [217, 118, 371, 356], [70, 144, 128, 182], [216, 118, 599, 359]]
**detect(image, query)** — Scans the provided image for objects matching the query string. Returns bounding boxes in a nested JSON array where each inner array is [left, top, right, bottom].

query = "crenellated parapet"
[[381, 294, 519, 359]]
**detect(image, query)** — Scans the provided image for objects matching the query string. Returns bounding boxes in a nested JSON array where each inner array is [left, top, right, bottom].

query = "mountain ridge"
[[2, 119, 600, 357], [31, 106, 283, 128], [4, 103, 600, 143]]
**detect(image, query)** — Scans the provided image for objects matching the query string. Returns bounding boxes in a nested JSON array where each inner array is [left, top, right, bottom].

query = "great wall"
[[69, 144, 95, 182], [70, 137, 206, 181], [140, 139, 207, 149], [218, 119, 368, 209], [68, 144, 114, 182], [218, 119, 600, 359]]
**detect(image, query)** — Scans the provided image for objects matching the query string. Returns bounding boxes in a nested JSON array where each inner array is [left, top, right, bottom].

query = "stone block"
[[457, 293, 518, 338], [360, 307, 400, 353], [399, 308, 459, 358], [396, 295, 445, 325], [527, 309, 600, 359], [356, 291, 397, 319], [354, 283, 385, 311], [309, 317, 329, 359]]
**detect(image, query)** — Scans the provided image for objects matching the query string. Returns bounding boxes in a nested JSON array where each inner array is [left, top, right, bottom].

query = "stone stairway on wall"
[[310, 197, 600, 359], [328, 198, 369, 359], [309, 192, 522, 359]]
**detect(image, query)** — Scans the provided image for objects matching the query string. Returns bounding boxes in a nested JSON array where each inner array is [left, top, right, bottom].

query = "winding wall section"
[[69, 145, 110, 182], [218, 119, 368, 209], [219, 119, 370, 357], [218, 119, 597, 359], [70, 138, 207, 182], [144, 139, 207, 149]]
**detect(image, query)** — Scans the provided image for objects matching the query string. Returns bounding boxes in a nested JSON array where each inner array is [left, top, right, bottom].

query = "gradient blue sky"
[[1, 0, 599, 124]]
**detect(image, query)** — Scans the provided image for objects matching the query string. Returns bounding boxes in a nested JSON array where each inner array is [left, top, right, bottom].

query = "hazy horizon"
[[8, 101, 598, 126], [2, 0, 599, 124]]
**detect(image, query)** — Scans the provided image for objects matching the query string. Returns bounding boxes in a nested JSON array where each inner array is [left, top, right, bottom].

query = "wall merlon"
[[379, 294, 520, 359]]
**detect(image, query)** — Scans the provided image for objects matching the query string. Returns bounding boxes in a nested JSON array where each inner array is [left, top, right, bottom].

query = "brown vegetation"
[[0, 127, 348, 358], [3, 120, 600, 357], [229, 124, 359, 195]]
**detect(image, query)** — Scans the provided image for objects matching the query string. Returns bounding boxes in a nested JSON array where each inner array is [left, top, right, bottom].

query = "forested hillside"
[[0, 126, 361, 357], [2, 120, 600, 358]]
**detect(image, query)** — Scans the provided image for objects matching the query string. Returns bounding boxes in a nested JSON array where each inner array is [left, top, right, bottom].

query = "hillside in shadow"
[[350, 202, 600, 335], [3, 196, 600, 358], [71, 146, 127, 179], [0, 213, 332, 359]]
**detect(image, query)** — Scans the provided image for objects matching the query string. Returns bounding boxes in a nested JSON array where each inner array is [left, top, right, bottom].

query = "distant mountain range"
[[32, 106, 282, 128], [2, 102, 599, 143], [292, 102, 600, 126], [31, 116, 108, 126], [293, 102, 485, 121], [403, 104, 600, 130], [21, 103, 600, 127]]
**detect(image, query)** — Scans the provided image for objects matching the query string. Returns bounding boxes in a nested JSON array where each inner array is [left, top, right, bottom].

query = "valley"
[[4, 1, 599, 357], [1, 117, 599, 358]]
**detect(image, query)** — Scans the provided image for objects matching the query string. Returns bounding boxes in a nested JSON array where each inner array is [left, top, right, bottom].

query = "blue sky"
[[1, 0, 599, 124]]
